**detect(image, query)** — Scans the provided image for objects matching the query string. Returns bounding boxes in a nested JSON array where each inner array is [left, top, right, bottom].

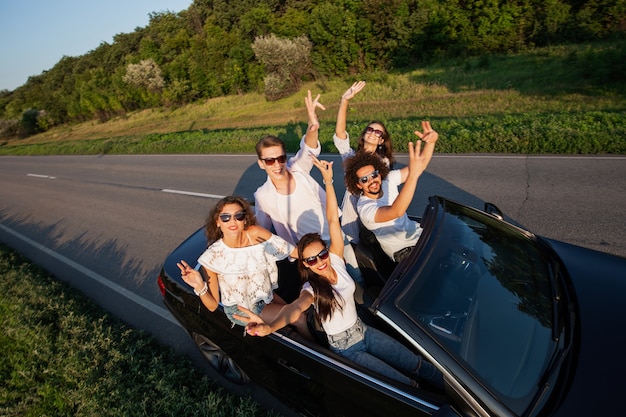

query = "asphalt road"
[[1, 153, 625, 414]]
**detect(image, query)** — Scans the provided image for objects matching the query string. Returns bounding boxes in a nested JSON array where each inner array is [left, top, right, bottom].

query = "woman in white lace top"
[[177, 196, 308, 334]]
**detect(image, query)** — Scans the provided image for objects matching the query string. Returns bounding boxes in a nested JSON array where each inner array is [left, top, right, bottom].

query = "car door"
[[239, 327, 443, 417]]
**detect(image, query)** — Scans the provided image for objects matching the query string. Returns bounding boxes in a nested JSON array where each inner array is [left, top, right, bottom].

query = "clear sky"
[[0, 0, 193, 91]]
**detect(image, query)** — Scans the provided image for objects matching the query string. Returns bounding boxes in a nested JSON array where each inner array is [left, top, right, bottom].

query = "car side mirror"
[[484, 202, 504, 220]]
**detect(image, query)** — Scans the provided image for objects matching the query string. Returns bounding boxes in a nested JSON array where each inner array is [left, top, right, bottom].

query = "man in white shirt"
[[254, 91, 364, 284], [344, 122, 438, 263]]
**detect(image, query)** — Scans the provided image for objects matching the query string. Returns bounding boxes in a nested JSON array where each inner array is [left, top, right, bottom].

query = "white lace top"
[[197, 234, 293, 308]]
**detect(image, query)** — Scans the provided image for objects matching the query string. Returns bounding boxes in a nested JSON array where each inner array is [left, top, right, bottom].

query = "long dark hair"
[[205, 196, 256, 243], [297, 233, 344, 322], [357, 120, 395, 168]]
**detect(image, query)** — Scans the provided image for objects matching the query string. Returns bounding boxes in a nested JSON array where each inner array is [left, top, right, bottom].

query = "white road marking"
[[0, 223, 181, 327], [27, 173, 56, 179], [162, 189, 226, 199]]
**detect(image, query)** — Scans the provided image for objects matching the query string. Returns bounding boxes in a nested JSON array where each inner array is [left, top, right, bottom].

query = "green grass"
[[1, 41, 625, 156], [0, 243, 281, 417]]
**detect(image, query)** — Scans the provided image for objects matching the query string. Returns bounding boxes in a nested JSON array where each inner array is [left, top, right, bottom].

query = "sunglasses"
[[260, 154, 287, 165], [219, 211, 246, 222], [358, 170, 380, 184], [365, 126, 384, 137], [303, 248, 330, 266]]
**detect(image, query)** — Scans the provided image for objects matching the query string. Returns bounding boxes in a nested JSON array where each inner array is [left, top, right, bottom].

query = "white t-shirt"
[[197, 234, 293, 308], [265, 170, 330, 244], [254, 136, 330, 245], [302, 253, 357, 335], [333, 132, 390, 243], [357, 169, 422, 260]]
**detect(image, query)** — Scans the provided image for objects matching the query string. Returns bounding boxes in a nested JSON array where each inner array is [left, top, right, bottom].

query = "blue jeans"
[[223, 300, 265, 327], [328, 320, 420, 385]]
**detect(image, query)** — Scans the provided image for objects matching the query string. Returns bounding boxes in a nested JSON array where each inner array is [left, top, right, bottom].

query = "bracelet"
[[323, 179, 333, 184], [194, 282, 208, 297]]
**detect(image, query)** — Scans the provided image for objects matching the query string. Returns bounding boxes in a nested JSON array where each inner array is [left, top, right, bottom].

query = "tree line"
[[1, 0, 624, 137]]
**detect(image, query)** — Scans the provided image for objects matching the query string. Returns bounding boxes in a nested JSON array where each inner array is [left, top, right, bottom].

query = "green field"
[[2, 41, 625, 156], [0, 244, 280, 417]]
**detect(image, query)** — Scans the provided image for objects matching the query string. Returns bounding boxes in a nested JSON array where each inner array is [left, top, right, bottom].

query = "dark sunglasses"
[[365, 126, 384, 137], [219, 211, 246, 222], [260, 154, 287, 165], [358, 170, 380, 184], [303, 248, 330, 266]]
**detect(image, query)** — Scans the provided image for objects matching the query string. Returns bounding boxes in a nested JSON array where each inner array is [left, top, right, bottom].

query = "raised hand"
[[413, 120, 438, 144], [305, 90, 326, 132], [177, 260, 204, 292], [311, 154, 334, 184], [341, 80, 366, 101], [407, 121, 438, 177]]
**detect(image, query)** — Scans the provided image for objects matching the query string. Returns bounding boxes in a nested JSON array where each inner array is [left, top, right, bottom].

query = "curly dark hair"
[[357, 120, 395, 168], [296, 233, 344, 322], [344, 151, 391, 196], [205, 196, 256, 243]]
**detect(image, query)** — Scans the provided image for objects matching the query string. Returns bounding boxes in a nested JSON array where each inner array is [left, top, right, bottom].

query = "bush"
[[0, 118, 18, 139], [123, 59, 165, 92], [19, 108, 43, 137], [252, 34, 313, 101]]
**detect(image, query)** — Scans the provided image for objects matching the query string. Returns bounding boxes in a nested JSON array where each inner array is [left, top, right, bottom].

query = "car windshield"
[[396, 200, 560, 415]]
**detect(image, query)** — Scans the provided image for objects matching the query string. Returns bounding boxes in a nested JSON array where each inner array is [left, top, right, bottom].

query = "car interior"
[[270, 221, 446, 396]]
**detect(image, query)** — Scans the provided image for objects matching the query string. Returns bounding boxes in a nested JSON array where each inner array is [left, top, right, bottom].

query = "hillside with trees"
[[0, 0, 624, 138]]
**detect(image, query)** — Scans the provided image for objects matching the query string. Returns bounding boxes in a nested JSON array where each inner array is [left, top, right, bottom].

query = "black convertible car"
[[157, 196, 626, 417]]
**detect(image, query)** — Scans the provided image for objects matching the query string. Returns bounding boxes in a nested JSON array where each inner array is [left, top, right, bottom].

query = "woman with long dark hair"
[[236, 156, 443, 389], [334, 81, 395, 168], [333, 81, 396, 243]]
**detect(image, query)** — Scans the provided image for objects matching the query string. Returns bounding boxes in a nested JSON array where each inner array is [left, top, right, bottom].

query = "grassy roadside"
[[0, 243, 280, 417], [2, 41, 625, 156], [3, 110, 625, 156]]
